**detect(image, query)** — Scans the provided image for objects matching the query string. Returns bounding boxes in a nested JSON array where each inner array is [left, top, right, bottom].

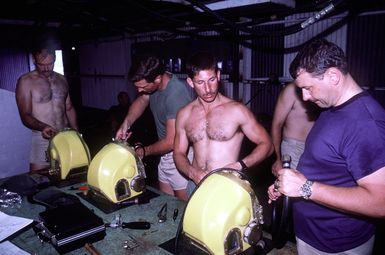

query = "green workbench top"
[[1, 185, 184, 255], [1, 184, 297, 255]]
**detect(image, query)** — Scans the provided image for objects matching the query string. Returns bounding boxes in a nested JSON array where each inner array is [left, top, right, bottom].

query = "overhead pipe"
[[184, 0, 344, 37]]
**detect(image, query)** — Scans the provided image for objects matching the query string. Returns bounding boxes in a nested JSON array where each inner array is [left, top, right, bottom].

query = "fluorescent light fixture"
[[194, 0, 295, 12]]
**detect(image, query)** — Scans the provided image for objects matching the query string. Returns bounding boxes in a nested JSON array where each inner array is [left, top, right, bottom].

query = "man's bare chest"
[[186, 115, 237, 143], [32, 79, 67, 103]]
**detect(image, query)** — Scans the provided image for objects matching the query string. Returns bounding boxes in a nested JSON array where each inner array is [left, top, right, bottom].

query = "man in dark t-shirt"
[[268, 39, 385, 254]]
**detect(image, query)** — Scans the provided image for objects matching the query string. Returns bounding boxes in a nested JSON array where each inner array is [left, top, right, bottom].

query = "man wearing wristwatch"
[[173, 51, 273, 195], [116, 55, 193, 201], [268, 39, 385, 255]]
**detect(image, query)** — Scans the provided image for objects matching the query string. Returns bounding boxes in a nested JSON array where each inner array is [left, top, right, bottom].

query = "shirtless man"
[[173, 51, 273, 190], [16, 47, 78, 172], [271, 82, 319, 176]]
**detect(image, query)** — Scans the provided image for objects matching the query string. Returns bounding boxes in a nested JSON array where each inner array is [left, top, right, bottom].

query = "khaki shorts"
[[30, 131, 49, 166], [158, 148, 193, 190], [281, 138, 305, 169]]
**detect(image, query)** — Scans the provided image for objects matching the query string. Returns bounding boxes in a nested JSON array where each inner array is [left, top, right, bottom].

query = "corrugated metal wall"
[[245, 12, 348, 119], [0, 48, 29, 92], [251, 24, 285, 78], [247, 23, 285, 119], [283, 12, 347, 79], [78, 33, 234, 110], [79, 38, 134, 110], [347, 13, 385, 88], [249, 81, 283, 118], [0, 49, 31, 176]]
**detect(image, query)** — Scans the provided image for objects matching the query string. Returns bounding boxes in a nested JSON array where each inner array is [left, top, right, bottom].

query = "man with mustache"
[[173, 51, 273, 195], [16, 46, 78, 172]]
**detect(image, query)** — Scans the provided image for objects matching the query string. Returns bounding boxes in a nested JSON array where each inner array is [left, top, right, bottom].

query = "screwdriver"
[[121, 221, 151, 229]]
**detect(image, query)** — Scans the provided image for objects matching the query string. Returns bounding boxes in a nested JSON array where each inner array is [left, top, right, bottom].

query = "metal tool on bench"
[[47, 128, 91, 180], [106, 214, 151, 230], [158, 203, 167, 223], [87, 140, 146, 203], [175, 168, 264, 255]]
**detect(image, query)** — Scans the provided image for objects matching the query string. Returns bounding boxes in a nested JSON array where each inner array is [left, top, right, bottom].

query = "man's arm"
[[116, 94, 149, 140], [237, 105, 274, 170], [15, 78, 54, 138], [173, 108, 203, 183], [144, 118, 175, 156], [271, 84, 295, 175], [277, 166, 385, 218], [65, 94, 78, 131]]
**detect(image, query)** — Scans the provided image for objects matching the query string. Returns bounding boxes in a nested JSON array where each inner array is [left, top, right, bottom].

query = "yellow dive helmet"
[[87, 140, 146, 203], [48, 128, 91, 180], [176, 168, 264, 255]]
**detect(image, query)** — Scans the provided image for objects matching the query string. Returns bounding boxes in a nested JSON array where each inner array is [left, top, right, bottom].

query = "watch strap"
[[238, 160, 248, 171], [299, 180, 313, 200]]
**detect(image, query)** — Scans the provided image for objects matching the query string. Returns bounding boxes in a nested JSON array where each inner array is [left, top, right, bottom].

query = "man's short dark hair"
[[31, 39, 56, 57], [289, 38, 348, 79], [128, 55, 165, 83], [186, 51, 218, 79], [31, 47, 56, 58]]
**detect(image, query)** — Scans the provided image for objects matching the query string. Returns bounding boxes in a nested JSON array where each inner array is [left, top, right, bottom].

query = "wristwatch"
[[238, 160, 248, 171], [299, 180, 313, 200]]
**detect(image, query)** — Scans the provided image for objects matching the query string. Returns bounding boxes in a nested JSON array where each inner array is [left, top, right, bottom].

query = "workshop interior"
[[1, 0, 385, 254]]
